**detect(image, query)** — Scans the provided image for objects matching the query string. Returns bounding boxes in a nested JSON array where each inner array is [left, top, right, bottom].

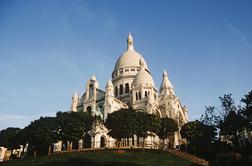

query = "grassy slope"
[[2, 149, 198, 166]]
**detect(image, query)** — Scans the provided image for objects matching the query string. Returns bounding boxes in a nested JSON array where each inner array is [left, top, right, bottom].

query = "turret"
[[85, 75, 99, 100], [131, 58, 159, 113], [104, 80, 114, 121], [105, 80, 114, 97], [159, 70, 174, 96], [71, 92, 79, 112]]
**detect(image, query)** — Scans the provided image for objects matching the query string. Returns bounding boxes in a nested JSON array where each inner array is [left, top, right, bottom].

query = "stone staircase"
[[166, 149, 208, 166]]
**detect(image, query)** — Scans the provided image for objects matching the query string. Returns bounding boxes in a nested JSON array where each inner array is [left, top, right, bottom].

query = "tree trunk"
[[163, 138, 165, 150], [48, 145, 51, 156], [33, 150, 36, 160], [118, 139, 121, 150], [132, 136, 134, 148], [21, 144, 26, 157], [67, 141, 72, 152], [142, 137, 145, 149]]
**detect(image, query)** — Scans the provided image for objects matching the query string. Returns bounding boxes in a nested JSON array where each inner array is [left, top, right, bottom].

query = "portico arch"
[[100, 136, 106, 148]]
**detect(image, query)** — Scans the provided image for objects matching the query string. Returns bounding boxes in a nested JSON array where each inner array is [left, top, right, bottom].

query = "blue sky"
[[0, 0, 251, 130]]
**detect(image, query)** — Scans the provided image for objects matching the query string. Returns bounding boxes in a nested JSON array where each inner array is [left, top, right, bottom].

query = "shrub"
[[210, 152, 242, 166]]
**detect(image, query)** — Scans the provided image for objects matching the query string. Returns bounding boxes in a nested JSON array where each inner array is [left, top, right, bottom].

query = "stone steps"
[[166, 149, 208, 166]]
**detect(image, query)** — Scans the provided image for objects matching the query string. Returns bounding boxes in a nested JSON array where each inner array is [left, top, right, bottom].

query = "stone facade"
[[70, 34, 188, 149]]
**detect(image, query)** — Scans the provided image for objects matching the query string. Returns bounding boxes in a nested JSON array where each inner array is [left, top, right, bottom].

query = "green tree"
[[219, 94, 237, 118], [10, 128, 28, 154], [0, 127, 20, 148], [105, 108, 137, 148], [240, 90, 252, 130], [57, 111, 92, 151], [218, 94, 246, 147], [180, 120, 216, 156], [201, 94, 246, 146], [25, 117, 58, 155], [200, 106, 220, 127], [135, 112, 160, 148], [219, 111, 246, 147], [157, 117, 178, 148]]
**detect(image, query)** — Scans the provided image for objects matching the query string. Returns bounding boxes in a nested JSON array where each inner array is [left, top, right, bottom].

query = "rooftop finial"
[[163, 70, 168, 77], [127, 32, 134, 50], [139, 57, 147, 69], [106, 80, 113, 87]]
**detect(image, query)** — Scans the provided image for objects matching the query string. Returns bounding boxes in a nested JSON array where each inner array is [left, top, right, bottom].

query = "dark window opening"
[[115, 87, 118, 96], [86, 106, 92, 113], [125, 83, 129, 93], [145, 91, 148, 97], [89, 84, 93, 98], [120, 84, 123, 95]]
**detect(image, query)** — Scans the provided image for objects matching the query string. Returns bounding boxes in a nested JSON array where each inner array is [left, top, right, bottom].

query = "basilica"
[[68, 34, 188, 150]]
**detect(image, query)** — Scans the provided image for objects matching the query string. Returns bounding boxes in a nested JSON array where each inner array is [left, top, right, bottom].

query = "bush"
[[210, 152, 242, 166]]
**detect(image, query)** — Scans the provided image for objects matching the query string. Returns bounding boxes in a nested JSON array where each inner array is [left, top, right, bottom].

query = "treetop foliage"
[[157, 117, 178, 140]]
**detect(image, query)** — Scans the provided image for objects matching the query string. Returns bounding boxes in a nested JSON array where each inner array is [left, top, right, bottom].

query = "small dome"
[[132, 60, 155, 87], [90, 75, 96, 81], [114, 33, 148, 71]]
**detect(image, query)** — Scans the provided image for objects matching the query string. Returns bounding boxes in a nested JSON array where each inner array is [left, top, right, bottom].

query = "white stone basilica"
[[69, 33, 188, 150]]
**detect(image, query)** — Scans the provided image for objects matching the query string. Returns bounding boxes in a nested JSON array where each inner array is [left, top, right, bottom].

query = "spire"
[[105, 79, 114, 97], [160, 69, 174, 95], [106, 80, 113, 88], [163, 70, 168, 77], [127, 32, 134, 50], [72, 91, 78, 99]]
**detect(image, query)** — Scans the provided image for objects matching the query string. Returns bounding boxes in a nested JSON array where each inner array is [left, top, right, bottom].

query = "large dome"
[[114, 49, 146, 70], [113, 33, 147, 71], [132, 58, 155, 87]]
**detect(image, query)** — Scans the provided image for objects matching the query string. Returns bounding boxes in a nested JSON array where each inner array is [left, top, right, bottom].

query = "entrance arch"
[[83, 134, 92, 149], [100, 136, 106, 148]]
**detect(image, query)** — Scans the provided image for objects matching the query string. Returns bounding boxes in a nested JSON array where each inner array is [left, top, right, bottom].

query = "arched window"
[[145, 91, 148, 97], [136, 93, 138, 100], [125, 83, 129, 93], [115, 86, 118, 96], [138, 92, 141, 100], [86, 106, 91, 113], [98, 104, 103, 110], [120, 84, 123, 95]]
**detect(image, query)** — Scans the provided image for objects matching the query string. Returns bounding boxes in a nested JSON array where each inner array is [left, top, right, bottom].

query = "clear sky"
[[0, 0, 251, 130]]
